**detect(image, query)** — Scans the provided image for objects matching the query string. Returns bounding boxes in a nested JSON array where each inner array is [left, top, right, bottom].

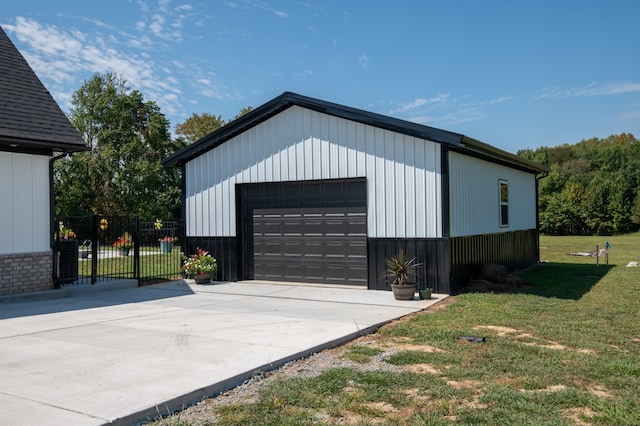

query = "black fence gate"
[[53, 215, 184, 287]]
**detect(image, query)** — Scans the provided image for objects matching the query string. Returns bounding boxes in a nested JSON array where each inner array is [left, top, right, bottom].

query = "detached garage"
[[163, 92, 547, 294]]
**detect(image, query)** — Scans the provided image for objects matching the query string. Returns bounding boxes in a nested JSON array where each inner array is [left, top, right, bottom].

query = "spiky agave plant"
[[385, 250, 421, 285]]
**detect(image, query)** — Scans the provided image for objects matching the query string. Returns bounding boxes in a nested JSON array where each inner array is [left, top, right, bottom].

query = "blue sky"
[[2, 1, 639, 153]]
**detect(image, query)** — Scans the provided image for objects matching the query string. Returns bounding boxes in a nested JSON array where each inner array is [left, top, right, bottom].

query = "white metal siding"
[[0, 151, 50, 254], [449, 151, 537, 237], [185, 106, 442, 239]]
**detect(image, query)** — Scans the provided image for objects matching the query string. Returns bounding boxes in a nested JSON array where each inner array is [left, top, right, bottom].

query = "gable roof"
[[0, 26, 87, 155], [163, 91, 548, 174]]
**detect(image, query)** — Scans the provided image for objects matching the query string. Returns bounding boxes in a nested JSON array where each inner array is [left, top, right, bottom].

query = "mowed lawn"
[[161, 234, 640, 425]]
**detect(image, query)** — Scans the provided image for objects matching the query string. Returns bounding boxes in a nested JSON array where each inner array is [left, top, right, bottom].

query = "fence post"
[[133, 215, 140, 284], [91, 214, 98, 284]]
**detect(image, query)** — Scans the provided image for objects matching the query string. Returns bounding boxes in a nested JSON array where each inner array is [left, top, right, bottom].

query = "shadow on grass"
[[518, 262, 613, 300]]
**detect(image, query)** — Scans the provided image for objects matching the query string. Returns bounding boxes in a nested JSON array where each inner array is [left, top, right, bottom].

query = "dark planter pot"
[[159, 242, 173, 253], [55, 239, 79, 284], [194, 273, 213, 284], [419, 288, 433, 300], [119, 248, 131, 256], [391, 283, 417, 300]]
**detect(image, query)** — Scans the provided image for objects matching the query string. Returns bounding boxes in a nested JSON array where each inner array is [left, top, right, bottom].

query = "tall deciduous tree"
[[174, 107, 253, 144], [175, 112, 225, 143], [54, 73, 182, 220], [519, 133, 640, 235]]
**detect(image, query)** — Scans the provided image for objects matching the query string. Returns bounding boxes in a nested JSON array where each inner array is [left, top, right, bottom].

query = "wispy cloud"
[[242, 1, 290, 18], [387, 92, 515, 127], [135, 0, 196, 42], [618, 109, 640, 121], [478, 95, 515, 106], [390, 94, 450, 114], [357, 54, 368, 70], [536, 82, 640, 100], [4, 17, 182, 116], [408, 108, 482, 127]]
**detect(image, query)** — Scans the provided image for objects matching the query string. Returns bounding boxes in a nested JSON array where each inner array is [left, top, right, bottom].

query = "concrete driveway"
[[0, 280, 446, 425]]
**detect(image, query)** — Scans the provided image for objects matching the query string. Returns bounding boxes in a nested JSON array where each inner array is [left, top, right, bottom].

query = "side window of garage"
[[499, 179, 509, 227]]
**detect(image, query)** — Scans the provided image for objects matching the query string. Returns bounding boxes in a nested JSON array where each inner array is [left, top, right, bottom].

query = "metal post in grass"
[[596, 244, 599, 267]]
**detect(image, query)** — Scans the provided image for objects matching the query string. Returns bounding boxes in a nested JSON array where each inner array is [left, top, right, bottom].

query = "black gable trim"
[[162, 91, 548, 175], [457, 136, 548, 174], [163, 92, 465, 168]]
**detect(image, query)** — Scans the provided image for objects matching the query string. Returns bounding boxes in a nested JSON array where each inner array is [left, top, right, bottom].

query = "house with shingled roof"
[[0, 26, 88, 295]]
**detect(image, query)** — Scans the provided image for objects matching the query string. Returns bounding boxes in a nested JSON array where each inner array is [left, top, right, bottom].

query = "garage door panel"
[[243, 179, 367, 285]]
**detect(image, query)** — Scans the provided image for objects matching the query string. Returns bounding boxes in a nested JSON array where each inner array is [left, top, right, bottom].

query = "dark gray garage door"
[[240, 179, 367, 286]]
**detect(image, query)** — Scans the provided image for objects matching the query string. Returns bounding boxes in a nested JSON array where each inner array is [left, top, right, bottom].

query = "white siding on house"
[[185, 106, 442, 239], [449, 151, 537, 237], [0, 151, 50, 254]]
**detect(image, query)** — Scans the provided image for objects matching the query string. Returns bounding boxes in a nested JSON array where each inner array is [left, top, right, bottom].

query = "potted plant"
[[54, 223, 78, 284], [158, 236, 178, 253], [113, 232, 134, 256], [181, 247, 217, 284], [385, 250, 420, 300], [419, 288, 433, 300], [57, 225, 77, 240]]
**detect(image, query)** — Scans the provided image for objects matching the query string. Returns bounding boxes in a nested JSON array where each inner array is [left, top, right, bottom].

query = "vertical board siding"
[[0, 152, 50, 255], [449, 229, 538, 293], [448, 151, 537, 237], [368, 238, 450, 294], [184, 105, 442, 239]]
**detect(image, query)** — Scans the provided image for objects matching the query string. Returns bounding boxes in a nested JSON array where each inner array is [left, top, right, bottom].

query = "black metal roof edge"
[[162, 92, 292, 167], [0, 144, 52, 156], [0, 136, 90, 154], [163, 91, 467, 167], [460, 136, 549, 174]]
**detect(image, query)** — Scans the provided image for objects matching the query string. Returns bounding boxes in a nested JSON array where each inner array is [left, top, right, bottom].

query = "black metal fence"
[[53, 215, 184, 287]]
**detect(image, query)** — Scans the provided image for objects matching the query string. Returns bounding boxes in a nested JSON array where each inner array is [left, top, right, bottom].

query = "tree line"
[[518, 133, 640, 235], [57, 73, 639, 236], [54, 73, 250, 220]]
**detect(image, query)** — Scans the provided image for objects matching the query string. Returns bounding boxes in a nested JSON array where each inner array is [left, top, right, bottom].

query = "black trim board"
[[441, 145, 450, 238]]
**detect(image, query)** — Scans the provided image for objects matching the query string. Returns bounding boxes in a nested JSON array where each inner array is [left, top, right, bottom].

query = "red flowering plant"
[[181, 248, 217, 277], [113, 232, 134, 249], [56, 223, 76, 240], [158, 236, 178, 243]]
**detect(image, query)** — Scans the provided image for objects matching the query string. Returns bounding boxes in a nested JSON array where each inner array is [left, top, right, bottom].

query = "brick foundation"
[[0, 251, 54, 295]]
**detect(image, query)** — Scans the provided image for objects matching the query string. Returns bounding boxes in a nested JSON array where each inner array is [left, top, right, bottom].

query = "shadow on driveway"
[[0, 279, 195, 320]]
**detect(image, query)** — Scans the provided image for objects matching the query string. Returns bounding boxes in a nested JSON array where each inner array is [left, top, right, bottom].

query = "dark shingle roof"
[[0, 25, 87, 154]]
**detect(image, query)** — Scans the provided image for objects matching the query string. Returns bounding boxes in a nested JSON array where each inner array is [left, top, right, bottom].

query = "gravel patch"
[[150, 335, 404, 424]]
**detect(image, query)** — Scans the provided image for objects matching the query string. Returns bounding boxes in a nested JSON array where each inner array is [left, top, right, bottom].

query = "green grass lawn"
[[157, 233, 640, 425], [77, 245, 183, 281]]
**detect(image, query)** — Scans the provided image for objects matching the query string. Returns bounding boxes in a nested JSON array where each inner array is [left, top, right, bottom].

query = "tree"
[[54, 73, 182, 219], [525, 133, 640, 235], [175, 112, 225, 144], [174, 107, 253, 144]]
